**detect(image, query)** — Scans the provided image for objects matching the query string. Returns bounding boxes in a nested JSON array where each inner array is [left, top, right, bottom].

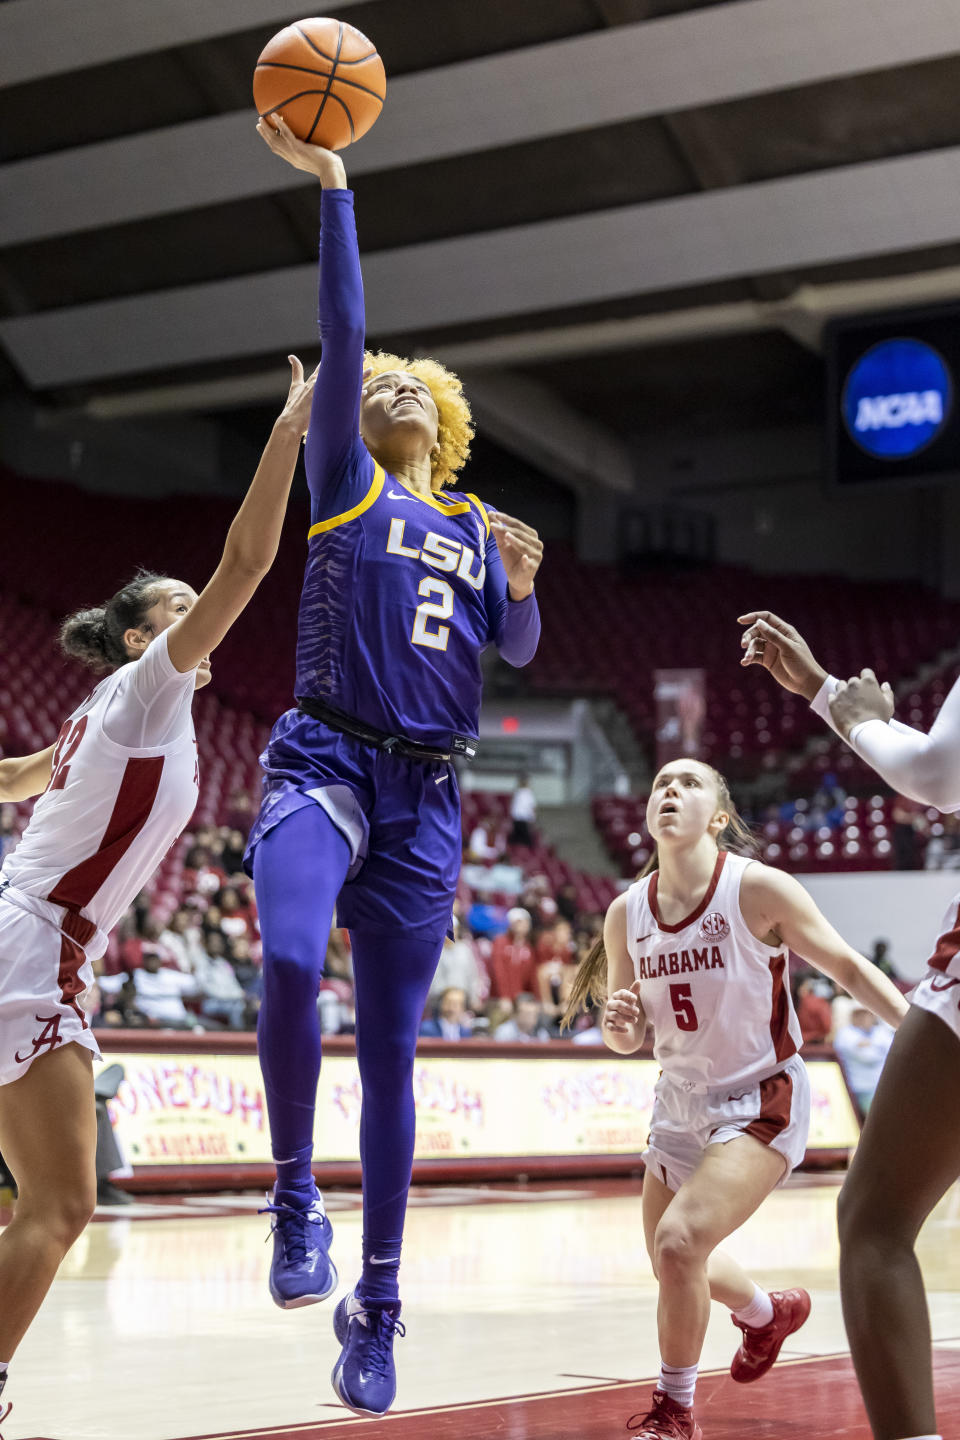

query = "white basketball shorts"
[[0, 898, 102, 1087], [644, 1052, 811, 1192]]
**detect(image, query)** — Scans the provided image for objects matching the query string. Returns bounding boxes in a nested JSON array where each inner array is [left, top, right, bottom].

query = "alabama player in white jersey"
[[740, 609, 960, 1440], [0, 356, 317, 1432], [565, 757, 907, 1440]]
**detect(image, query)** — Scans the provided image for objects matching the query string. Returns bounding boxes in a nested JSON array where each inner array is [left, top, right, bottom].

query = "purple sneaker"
[[332, 1290, 405, 1415], [260, 1188, 337, 1309]]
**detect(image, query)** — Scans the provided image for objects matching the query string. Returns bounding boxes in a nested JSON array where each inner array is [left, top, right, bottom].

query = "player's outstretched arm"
[[741, 865, 908, 1030], [257, 114, 367, 500], [0, 745, 55, 802], [600, 894, 647, 1055], [165, 357, 316, 676]]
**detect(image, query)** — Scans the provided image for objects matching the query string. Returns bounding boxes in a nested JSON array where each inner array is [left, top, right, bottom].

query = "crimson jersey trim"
[[928, 900, 960, 974], [648, 850, 727, 935], [47, 755, 165, 912]]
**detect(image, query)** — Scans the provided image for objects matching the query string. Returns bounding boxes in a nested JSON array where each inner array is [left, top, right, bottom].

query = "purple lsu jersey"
[[296, 452, 499, 749], [292, 187, 539, 750]]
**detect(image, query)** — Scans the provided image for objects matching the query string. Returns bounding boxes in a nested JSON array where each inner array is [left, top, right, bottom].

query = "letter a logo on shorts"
[[14, 1013, 65, 1064]]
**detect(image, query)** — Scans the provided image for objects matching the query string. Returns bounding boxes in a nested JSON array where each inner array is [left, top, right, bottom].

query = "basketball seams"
[[283, 32, 378, 66], [293, 22, 376, 66], [319, 90, 356, 144], [305, 20, 344, 146], [255, 63, 386, 104], [293, 22, 336, 63]]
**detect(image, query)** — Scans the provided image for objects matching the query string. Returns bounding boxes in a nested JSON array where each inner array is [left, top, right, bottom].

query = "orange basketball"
[[253, 17, 385, 151]]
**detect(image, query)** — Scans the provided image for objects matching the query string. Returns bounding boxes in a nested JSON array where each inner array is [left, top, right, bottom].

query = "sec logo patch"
[[699, 912, 729, 941]]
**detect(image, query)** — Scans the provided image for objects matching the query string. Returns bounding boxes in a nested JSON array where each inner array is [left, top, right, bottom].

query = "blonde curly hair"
[[363, 350, 474, 490]]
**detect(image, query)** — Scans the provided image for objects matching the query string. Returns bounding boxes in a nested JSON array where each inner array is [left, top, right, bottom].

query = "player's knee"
[[357, 1030, 417, 1088], [26, 1180, 96, 1250], [262, 936, 323, 1001], [654, 1219, 707, 1279], [838, 1173, 902, 1251]]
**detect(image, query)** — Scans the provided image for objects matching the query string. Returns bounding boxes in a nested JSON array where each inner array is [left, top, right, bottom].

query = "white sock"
[[659, 1361, 697, 1409], [896, 1435, 942, 1439], [732, 1283, 774, 1329]]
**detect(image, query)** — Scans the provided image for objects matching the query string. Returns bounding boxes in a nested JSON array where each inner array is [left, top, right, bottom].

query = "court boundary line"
[[182, 1349, 860, 1439]]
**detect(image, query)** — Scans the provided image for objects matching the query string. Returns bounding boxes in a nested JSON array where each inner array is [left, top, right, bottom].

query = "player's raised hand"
[[603, 981, 643, 1034], [829, 669, 895, 739], [278, 355, 319, 438], [256, 111, 346, 188], [490, 512, 543, 601], [738, 610, 828, 701]]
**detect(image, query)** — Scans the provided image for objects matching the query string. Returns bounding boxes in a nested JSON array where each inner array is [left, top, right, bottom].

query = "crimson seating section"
[[592, 792, 903, 876], [529, 547, 960, 770], [0, 469, 303, 725], [3, 470, 960, 890], [4, 472, 959, 759]]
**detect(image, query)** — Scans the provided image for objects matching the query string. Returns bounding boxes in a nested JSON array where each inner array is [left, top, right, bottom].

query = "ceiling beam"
[[3, 0, 960, 246], [462, 371, 634, 495], [0, 0, 364, 88], [81, 259, 960, 423], [5, 145, 960, 389]]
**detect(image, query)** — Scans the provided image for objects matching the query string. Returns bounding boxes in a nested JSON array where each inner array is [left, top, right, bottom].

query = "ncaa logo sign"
[[842, 337, 952, 460]]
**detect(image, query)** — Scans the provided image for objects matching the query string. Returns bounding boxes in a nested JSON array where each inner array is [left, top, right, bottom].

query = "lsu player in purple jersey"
[[250, 115, 542, 1416], [564, 758, 906, 1440], [741, 609, 960, 1440]]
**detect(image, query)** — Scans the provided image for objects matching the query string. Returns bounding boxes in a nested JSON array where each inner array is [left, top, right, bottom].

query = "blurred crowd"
[[86, 823, 263, 1033]]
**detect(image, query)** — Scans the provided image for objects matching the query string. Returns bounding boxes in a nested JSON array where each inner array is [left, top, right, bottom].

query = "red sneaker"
[[730, 1287, 811, 1383], [0, 1399, 11, 1439], [627, 1390, 702, 1439]]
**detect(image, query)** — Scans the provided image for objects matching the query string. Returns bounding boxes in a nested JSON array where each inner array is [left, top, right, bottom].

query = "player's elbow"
[[222, 531, 274, 581], [497, 642, 538, 669], [910, 753, 960, 810]]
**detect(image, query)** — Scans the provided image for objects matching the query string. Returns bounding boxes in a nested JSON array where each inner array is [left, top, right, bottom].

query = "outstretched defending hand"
[[256, 111, 347, 189], [278, 355, 320, 438], [829, 670, 894, 739], [490, 512, 543, 601], [738, 610, 827, 702]]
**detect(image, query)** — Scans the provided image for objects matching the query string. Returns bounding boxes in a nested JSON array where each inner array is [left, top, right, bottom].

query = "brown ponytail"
[[60, 570, 166, 673], [561, 764, 761, 1029], [561, 934, 608, 1030]]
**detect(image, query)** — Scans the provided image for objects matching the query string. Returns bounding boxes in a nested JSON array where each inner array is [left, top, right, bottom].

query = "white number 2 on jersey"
[[412, 578, 454, 651]]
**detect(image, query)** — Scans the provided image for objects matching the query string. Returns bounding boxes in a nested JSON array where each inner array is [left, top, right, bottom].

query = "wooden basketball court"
[[4, 1174, 960, 1439]]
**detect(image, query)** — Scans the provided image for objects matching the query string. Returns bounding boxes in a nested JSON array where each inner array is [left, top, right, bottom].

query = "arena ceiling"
[[2, 0, 960, 493]]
